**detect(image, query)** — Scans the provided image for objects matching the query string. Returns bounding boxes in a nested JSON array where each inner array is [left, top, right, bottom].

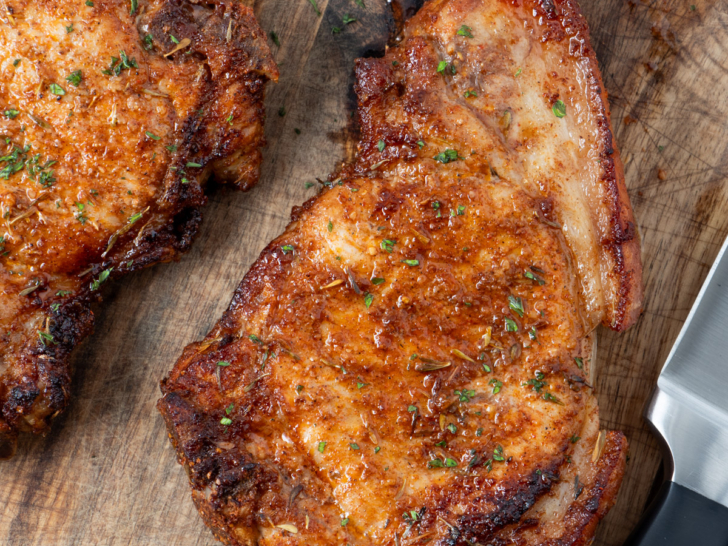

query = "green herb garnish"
[[552, 99, 566, 118], [433, 149, 459, 163], [457, 25, 473, 38], [49, 83, 65, 96], [66, 70, 82, 87], [508, 295, 524, 317]]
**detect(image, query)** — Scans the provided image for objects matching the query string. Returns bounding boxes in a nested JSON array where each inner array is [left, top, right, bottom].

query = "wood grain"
[[2, 0, 728, 544]]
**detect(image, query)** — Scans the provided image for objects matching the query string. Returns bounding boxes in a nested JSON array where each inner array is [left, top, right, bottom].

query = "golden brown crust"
[[159, 0, 639, 544], [0, 0, 277, 458]]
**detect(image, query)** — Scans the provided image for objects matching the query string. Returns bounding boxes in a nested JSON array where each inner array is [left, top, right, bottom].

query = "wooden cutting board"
[[2, 0, 727, 544]]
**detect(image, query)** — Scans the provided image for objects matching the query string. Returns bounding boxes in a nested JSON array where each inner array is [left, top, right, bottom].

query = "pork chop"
[[0, 0, 277, 458], [158, 0, 642, 544]]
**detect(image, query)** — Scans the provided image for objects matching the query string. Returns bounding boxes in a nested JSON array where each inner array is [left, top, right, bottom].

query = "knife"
[[625, 236, 728, 545]]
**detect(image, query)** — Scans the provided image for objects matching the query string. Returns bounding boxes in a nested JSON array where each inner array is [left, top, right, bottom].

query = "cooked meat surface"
[[0, 0, 277, 458], [158, 1, 642, 544]]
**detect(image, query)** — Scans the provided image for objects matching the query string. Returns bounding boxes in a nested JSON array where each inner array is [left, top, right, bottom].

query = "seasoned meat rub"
[[0, 0, 277, 458], [159, 1, 642, 544]]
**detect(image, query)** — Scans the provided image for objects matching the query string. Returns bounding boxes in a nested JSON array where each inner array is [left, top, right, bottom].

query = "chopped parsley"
[[0, 144, 30, 180], [186, 162, 202, 168], [217, 361, 231, 367], [349, 443, 359, 450], [220, 417, 232, 426], [50, 303, 61, 312], [464, 90, 478, 98], [66, 23, 74, 33], [371, 277, 385, 285], [515, 68, 522, 77], [380, 239, 395, 253], [38, 331, 55, 346], [401, 259, 419, 267], [318, 441, 326, 453], [90, 268, 112, 291], [281, 244, 294, 254], [489, 379, 503, 394], [332, 26, 342, 34], [102, 50, 138, 76], [436, 60, 448, 73], [49, 83, 65, 96], [524, 269, 545, 285], [85, 0, 93, 6], [343, 14, 356, 24], [433, 149, 459, 163], [523, 372, 546, 393], [278, 106, 286, 117], [457, 25, 473, 38], [4, 109, 19, 119], [445, 458, 458, 467], [143, 34, 154, 50], [552, 99, 566, 118], [575, 357, 583, 369], [446, 423, 457, 434], [493, 445, 505, 462], [327, 220, 333, 232], [508, 295, 524, 317], [130, 0, 138, 14], [377, 139, 385, 152], [341, 517, 349, 526], [249, 334, 262, 344], [66, 70, 82, 87], [364, 292, 373, 308], [170, 34, 180, 44], [270, 31, 280, 47], [505, 317, 518, 332], [145, 131, 160, 140], [455, 388, 475, 402]]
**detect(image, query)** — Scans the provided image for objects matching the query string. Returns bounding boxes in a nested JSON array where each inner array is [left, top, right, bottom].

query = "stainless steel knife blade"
[[647, 234, 728, 508]]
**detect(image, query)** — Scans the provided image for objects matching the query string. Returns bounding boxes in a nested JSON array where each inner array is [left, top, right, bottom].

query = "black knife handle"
[[624, 481, 728, 546]]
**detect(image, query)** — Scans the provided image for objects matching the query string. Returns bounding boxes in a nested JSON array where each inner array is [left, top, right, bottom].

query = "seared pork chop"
[[0, 0, 277, 458], [158, 0, 642, 544]]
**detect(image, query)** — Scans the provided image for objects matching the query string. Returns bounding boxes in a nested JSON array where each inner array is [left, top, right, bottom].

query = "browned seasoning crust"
[[159, 0, 641, 544], [0, 0, 277, 459]]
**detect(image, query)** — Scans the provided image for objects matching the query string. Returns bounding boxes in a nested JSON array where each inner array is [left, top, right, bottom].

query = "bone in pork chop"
[[0, 0, 277, 458], [159, 1, 642, 544]]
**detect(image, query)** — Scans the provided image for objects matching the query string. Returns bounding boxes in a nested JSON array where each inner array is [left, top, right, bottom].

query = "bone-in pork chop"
[[0, 0, 277, 458], [159, 1, 642, 544]]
